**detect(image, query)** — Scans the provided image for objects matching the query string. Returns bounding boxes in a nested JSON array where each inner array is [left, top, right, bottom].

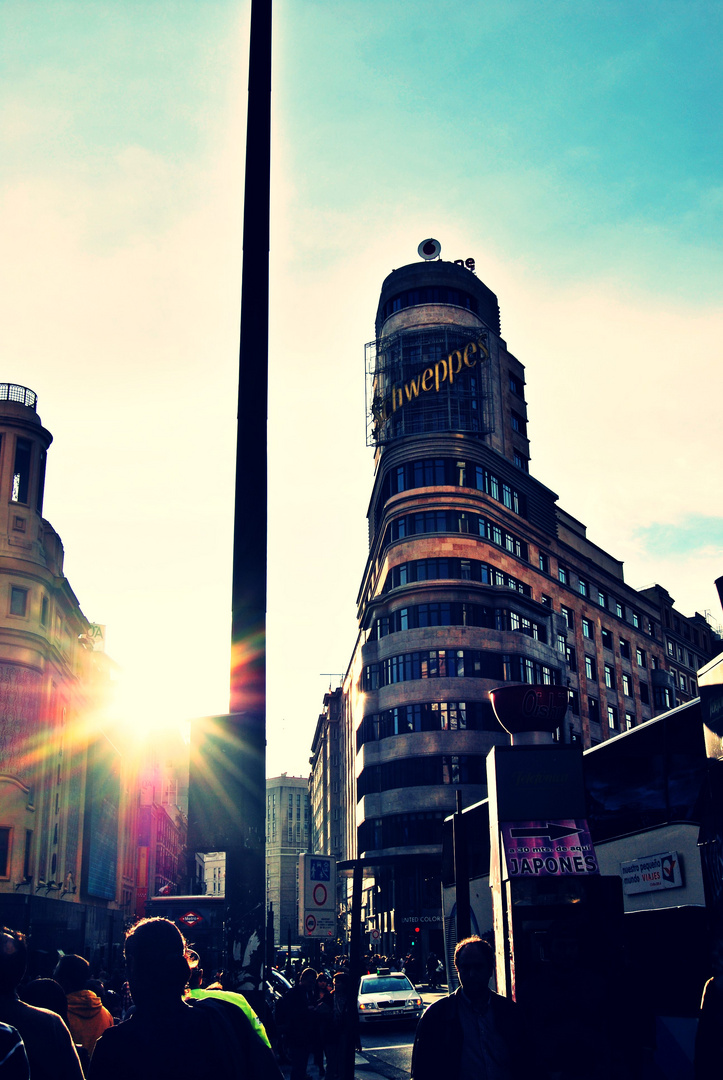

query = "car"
[[266, 967, 292, 1007], [357, 970, 424, 1024]]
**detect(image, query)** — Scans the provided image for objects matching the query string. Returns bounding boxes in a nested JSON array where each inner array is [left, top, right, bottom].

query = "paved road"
[[280, 988, 447, 1080], [356, 988, 446, 1080]]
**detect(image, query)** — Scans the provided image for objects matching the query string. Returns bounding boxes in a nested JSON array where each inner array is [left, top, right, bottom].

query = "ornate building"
[[318, 248, 720, 959], [0, 385, 124, 964]]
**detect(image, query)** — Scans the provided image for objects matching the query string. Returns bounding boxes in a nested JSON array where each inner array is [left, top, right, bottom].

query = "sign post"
[[299, 854, 337, 939]]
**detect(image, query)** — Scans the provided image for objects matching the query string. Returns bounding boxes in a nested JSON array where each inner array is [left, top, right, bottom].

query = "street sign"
[[299, 854, 337, 938], [620, 851, 683, 895]]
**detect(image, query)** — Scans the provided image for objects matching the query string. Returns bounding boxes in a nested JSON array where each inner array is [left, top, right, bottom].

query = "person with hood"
[[0, 927, 83, 1080], [54, 954, 114, 1056]]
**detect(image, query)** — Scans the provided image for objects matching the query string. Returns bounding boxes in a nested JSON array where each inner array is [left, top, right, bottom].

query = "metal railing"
[[0, 384, 37, 409]]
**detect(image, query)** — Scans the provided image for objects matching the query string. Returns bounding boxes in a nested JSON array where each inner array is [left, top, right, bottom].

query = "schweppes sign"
[[373, 336, 488, 427]]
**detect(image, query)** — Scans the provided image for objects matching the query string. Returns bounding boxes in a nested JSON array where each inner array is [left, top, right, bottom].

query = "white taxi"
[[357, 970, 423, 1024]]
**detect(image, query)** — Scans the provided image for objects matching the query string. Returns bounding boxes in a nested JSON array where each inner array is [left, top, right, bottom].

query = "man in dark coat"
[[0, 927, 84, 1080], [89, 917, 281, 1080], [411, 936, 528, 1080]]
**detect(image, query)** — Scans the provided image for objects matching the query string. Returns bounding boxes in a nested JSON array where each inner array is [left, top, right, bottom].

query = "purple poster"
[[501, 819, 599, 877]]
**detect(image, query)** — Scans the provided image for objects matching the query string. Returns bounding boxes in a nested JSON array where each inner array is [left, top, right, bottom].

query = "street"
[[280, 988, 447, 1080]]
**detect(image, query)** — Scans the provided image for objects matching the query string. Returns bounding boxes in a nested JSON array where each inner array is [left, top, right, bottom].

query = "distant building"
[[313, 251, 721, 959], [0, 384, 124, 964], [266, 774, 311, 948], [195, 851, 226, 896], [309, 688, 345, 861]]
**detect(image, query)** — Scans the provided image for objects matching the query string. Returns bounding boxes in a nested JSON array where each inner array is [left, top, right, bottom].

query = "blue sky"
[[0, 0, 721, 775]]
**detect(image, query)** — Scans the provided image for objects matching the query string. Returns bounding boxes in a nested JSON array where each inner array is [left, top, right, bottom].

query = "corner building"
[[336, 255, 720, 959]]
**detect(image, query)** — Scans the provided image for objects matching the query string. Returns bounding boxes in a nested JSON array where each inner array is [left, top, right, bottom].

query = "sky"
[[1, 0, 721, 778]]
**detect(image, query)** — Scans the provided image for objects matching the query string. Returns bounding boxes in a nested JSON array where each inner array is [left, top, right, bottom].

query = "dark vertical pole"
[[453, 790, 471, 944], [231, 0, 270, 709], [226, 0, 271, 997], [343, 860, 363, 1080]]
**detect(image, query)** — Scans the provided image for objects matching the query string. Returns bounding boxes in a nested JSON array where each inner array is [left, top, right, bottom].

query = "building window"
[[514, 452, 529, 472], [625, 712, 634, 730], [509, 374, 524, 396], [601, 628, 613, 650], [578, 578, 589, 598], [619, 638, 631, 660], [588, 697, 600, 724], [597, 589, 607, 609], [607, 705, 618, 730], [582, 618, 594, 640], [566, 645, 577, 672], [585, 656, 596, 680], [616, 601, 624, 619], [11, 438, 32, 504], [541, 594, 552, 607], [510, 411, 527, 435], [539, 552, 549, 574], [561, 605, 574, 630], [0, 828, 10, 878], [569, 690, 580, 715], [558, 566, 568, 586], [556, 633, 566, 655], [636, 647, 646, 666], [632, 611, 640, 629], [640, 682, 650, 705], [9, 587, 28, 617], [622, 673, 632, 696], [604, 664, 615, 690], [667, 640, 676, 657]]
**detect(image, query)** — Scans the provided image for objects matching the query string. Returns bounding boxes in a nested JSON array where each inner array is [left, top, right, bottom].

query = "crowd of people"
[[2, 920, 720, 1080]]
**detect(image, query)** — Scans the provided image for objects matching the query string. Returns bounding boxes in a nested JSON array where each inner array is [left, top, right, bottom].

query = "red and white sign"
[[299, 854, 337, 938], [178, 910, 205, 928]]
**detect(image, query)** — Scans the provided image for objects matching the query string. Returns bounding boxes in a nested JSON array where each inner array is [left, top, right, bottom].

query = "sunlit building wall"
[[0, 385, 125, 962]]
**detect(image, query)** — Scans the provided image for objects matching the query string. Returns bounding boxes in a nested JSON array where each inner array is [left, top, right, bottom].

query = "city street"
[[280, 988, 447, 1080]]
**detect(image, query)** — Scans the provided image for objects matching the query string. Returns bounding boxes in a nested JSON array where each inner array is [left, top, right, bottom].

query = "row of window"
[[381, 458, 526, 517], [359, 811, 444, 854], [362, 649, 558, 691], [382, 556, 531, 597], [669, 666, 697, 696], [380, 286, 479, 323], [357, 754, 487, 800], [568, 691, 636, 731], [367, 602, 547, 643], [356, 700, 500, 750], [385, 510, 528, 561], [549, 558, 657, 637], [667, 639, 702, 671]]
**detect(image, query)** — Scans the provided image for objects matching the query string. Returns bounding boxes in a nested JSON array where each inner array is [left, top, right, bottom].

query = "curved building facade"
[[329, 251, 720, 959], [351, 258, 564, 957]]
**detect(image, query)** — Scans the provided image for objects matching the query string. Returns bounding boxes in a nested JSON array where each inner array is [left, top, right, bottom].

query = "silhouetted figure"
[[55, 954, 114, 1056], [19, 978, 90, 1074], [0, 1021, 29, 1079], [275, 966, 318, 1080], [88, 917, 281, 1080], [0, 927, 83, 1080], [411, 936, 529, 1080]]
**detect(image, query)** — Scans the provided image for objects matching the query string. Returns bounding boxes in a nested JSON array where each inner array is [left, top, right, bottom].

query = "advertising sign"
[[620, 851, 683, 895], [501, 819, 600, 878], [299, 854, 337, 938]]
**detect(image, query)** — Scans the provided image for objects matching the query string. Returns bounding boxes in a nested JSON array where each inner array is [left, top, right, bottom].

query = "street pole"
[[226, 0, 271, 997], [453, 789, 471, 943]]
